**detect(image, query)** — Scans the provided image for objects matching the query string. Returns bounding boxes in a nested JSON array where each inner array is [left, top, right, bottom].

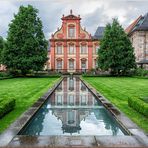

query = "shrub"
[[135, 68, 148, 77], [128, 97, 148, 117], [0, 72, 8, 77], [0, 98, 15, 118]]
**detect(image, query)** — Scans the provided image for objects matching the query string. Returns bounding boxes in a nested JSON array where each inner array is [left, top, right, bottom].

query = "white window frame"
[[56, 45, 62, 54]]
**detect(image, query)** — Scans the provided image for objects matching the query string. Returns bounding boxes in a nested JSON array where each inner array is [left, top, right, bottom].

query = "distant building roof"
[[137, 59, 148, 64], [125, 15, 142, 34], [126, 13, 148, 35], [93, 26, 105, 39]]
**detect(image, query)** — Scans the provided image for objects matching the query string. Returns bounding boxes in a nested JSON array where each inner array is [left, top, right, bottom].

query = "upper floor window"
[[69, 45, 75, 54], [56, 45, 62, 54], [81, 45, 87, 54], [69, 27, 75, 38]]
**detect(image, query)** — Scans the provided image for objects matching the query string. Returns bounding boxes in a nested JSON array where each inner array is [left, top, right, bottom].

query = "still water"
[[19, 77, 127, 136]]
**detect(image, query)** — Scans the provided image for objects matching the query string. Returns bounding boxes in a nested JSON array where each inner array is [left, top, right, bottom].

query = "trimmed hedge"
[[0, 98, 15, 118], [128, 97, 148, 117]]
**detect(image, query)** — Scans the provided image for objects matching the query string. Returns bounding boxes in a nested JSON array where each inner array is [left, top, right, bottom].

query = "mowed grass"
[[0, 77, 59, 133], [83, 77, 148, 133]]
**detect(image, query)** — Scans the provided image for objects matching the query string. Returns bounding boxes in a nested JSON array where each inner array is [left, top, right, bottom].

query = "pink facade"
[[47, 10, 99, 72]]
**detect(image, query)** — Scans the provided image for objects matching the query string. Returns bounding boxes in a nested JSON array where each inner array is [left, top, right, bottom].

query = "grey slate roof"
[[132, 13, 148, 32], [93, 26, 105, 39]]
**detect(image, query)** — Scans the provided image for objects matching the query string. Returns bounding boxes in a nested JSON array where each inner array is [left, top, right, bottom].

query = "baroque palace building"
[[46, 10, 104, 72]]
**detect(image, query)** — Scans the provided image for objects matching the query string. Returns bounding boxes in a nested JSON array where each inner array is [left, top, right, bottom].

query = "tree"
[[3, 5, 48, 75], [98, 19, 136, 75], [0, 36, 4, 64]]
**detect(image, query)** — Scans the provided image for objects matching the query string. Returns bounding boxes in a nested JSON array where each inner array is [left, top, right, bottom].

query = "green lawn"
[[0, 77, 59, 133], [83, 77, 148, 133]]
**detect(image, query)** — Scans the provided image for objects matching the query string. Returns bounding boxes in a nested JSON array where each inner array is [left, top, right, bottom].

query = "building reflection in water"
[[20, 77, 125, 136]]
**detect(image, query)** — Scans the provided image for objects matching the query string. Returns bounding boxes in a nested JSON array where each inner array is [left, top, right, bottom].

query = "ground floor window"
[[69, 59, 74, 70], [57, 60, 62, 69], [81, 60, 86, 69]]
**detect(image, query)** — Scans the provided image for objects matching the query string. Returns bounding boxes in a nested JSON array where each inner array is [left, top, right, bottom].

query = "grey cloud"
[[0, 0, 148, 39]]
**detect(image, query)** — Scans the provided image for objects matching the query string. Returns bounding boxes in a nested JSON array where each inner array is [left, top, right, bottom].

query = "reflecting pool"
[[19, 77, 127, 136]]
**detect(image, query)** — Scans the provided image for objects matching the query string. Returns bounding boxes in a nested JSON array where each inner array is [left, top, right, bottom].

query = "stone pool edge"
[[0, 77, 64, 146], [80, 77, 148, 146]]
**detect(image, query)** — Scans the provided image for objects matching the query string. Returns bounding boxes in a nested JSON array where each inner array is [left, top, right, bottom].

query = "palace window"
[[81, 95, 87, 105], [57, 60, 62, 69], [69, 78, 74, 91], [69, 45, 75, 54], [81, 45, 87, 54], [69, 59, 74, 70], [69, 94, 74, 105], [68, 111, 75, 124], [69, 27, 75, 38], [56, 45, 62, 54], [81, 59, 86, 69], [57, 95, 63, 105]]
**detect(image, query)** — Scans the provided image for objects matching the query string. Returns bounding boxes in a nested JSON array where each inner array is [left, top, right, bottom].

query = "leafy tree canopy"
[[98, 18, 136, 75], [0, 36, 5, 64], [3, 5, 48, 75]]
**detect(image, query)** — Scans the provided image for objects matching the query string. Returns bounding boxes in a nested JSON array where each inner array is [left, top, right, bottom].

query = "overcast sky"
[[0, 0, 148, 39]]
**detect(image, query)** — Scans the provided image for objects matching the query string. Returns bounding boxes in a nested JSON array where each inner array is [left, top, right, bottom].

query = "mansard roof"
[[126, 13, 148, 35], [93, 26, 105, 39]]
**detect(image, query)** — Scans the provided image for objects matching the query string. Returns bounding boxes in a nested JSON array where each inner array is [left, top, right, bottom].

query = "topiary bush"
[[0, 98, 15, 118], [128, 97, 148, 117]]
